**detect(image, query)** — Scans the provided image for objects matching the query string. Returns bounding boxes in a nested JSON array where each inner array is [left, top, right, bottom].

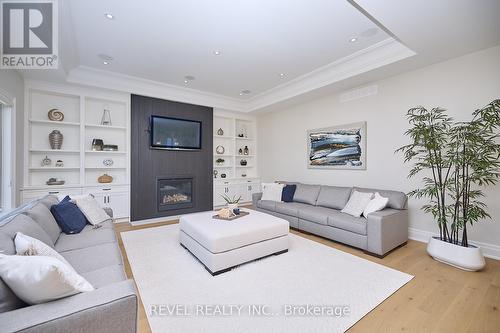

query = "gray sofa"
[[253, 183, 408, 257], [0, 195, 137, 333]]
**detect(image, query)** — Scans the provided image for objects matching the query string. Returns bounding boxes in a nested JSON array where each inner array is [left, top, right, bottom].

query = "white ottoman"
[[179, 209, 289, 275]]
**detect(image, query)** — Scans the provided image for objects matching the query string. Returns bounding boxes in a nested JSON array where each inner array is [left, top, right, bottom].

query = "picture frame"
[[307, 121, 367, 170]]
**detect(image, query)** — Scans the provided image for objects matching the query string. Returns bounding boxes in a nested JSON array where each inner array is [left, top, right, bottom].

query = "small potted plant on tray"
[[221, 194, 242, 212], [215, 158, 225, 166]]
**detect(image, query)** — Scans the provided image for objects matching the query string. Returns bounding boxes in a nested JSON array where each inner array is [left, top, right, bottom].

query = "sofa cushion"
[[38, 195, 59, 209], [293, 184, 321, 205], [275, 202, 310, 217], [80, 220, 114, 232], [81, 265, 126, 289], [327, 211, 367, 235], [0, 214, 54, 254], [61, 242, 123, 273], [316, 186, 352, 210], [50, 196, 87, 234], [297, 206, 338, 225], [24, 202, 61, 244], [55, 228, 117, 252], [0, 278, 26, 313], [256, 200, 277, 212], [354, 187, 407, 210]]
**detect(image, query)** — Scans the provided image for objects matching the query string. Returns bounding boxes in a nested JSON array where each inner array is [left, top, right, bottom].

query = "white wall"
[[257, 45, 500, 250], [0, 69, 24, 206]]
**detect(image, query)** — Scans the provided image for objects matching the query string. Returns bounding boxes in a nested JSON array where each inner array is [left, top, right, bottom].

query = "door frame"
[[0, 88, 17, 211]]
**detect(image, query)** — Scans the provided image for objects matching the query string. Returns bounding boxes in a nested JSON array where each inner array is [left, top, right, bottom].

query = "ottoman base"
[[180, 230, 289, 275]]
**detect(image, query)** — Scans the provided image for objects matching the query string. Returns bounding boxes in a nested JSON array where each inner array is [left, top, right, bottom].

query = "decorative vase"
[[244, 145, 249, 155], [217, 128, 224, 136], [49, 130, 63, 149], [240, 159, 247, 166], [426, 236, 485, 271], [92, 139, 104, 151], [47, 109, 64, 121], [55, 160, 64, 167], [238, 148, 243, 155], [101, 109, 112, 126], [98, 174, 113, 183]]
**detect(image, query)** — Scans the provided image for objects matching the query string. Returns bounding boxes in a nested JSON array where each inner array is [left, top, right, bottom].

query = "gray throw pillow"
[[293, 184, 321, 205], [24, 203, 61, 244]]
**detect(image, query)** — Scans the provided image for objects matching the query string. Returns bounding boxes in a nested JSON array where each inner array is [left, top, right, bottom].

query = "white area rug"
[[122, 224, 413, 333]]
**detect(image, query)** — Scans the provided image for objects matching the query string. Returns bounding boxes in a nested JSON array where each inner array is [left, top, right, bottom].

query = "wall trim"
[[67, 66, 247, 112], [409, 227, 500, 261]]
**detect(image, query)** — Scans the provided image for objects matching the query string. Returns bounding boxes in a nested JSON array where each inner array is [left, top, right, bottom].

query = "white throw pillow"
[[14, 232, 71, 267], [0, 254, 94, 304], [341, 191, 374, 218], [363, 192, 389, 218], [73, 195, 111, 225], [261, 183, 285, 202]]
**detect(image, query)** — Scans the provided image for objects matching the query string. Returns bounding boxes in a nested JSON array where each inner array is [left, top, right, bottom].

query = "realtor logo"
[[1, 0, 58, 69]]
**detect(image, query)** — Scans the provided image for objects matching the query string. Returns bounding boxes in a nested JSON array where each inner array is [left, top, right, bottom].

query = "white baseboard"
[[409, 227, 500, 260]]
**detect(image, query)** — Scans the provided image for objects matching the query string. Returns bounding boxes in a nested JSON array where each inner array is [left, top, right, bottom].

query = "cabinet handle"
[[107, 195, 110, 204], [102, 188, 111, 191], [48, 191, 59, 194]]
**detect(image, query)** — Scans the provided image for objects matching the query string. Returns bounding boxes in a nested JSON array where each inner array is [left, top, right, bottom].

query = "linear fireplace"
[[157, 177, 194, 211]]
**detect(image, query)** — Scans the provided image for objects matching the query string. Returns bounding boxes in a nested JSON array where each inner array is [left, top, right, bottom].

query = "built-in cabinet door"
[[21, 188, 83, 204], [240, 182, 261, 202], [85, 187, 130, 219]]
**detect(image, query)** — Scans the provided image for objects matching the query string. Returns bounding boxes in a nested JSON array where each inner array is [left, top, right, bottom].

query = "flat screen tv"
[[150, 115, 202, 150]]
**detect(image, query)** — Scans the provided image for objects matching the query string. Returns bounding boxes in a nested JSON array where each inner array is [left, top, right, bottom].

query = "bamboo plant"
[[397, 100, 500, 247]]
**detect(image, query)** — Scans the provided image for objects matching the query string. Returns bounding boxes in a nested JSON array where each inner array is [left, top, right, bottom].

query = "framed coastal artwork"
[[307, 122, 366, 170]]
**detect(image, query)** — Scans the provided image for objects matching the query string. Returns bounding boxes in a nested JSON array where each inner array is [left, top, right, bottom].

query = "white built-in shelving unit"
[[213, 113, 260, 207], [21, 82, 131, 221]]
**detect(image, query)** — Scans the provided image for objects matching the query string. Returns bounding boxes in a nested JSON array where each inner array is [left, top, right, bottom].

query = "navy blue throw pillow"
[[281, 184, 297, 202], [50, 196, 87, 234]]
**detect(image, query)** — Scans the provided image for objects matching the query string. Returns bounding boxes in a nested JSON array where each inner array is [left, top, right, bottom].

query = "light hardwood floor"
[[115, 219, 500, 333]]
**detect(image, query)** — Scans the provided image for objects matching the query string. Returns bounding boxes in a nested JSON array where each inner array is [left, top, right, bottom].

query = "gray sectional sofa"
[[0, 195, 137, 333], [253, 183, 408, 257]]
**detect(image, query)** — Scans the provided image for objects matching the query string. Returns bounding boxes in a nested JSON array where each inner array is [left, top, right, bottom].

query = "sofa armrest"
[[366, 209, 408, 256], [252, 192, 263, 207], [0, 280, 137, 333]]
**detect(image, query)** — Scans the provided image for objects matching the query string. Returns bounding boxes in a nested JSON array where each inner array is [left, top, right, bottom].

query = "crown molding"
[[245, 38, 416, 112], [66, 66, 247, 111], [64, 38, 415, 113]]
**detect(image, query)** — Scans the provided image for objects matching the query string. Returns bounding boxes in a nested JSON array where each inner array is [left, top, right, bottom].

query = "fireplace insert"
[[157, 177, 194, 211]]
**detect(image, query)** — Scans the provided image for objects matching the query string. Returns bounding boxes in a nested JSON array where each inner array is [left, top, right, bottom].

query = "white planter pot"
[[227, 203, 238, 211], [427, 236, 485, 271]]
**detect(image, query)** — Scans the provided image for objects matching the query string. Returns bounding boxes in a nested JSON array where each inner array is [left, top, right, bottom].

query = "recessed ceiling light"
[[213, 50, 221, 56], [349, 37, 358, 43], [184, 80, 189, 84], [184, 75, 195, 81], [279, 73, 286, 78], [239, 90, 251, 96], [104, 13, 114, 20], [103, 61, 109, 65]]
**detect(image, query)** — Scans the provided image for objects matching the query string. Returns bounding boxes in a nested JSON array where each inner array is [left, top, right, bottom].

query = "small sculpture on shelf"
[[49, 130, 63, 149], [46, 178, 65, 186], [221, 173, 227, 179], [213, 170, 218, 179], [215, 145, 225, 154], [47, 109, 64, 121], [55, 160, 64, 167], [102, 144, 119, 151], [98, 174, 113, 183], [101, 109, 112, 126], [217, 128, 224, 136], [103, 159, 114, 166], [238, 148, 243, 155], [41, 156, 51, 167], [240, 159, 247, 166], [243, 145, 249, 155], [216, 158, 225, 166]]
